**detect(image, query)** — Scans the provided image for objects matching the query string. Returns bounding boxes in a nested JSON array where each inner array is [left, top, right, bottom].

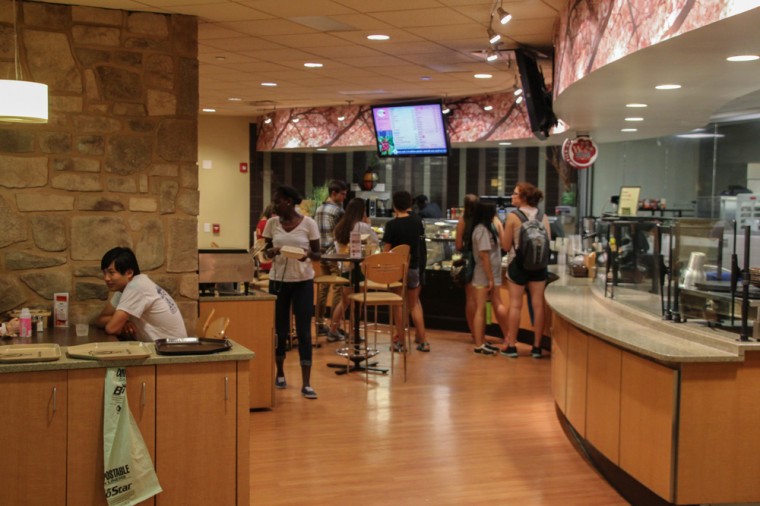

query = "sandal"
[[390, 338, 405, 353], [415, 341, 430, 352]]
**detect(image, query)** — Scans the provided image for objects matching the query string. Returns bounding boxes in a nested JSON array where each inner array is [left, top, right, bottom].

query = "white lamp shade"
[[0, 80, 48, 123]]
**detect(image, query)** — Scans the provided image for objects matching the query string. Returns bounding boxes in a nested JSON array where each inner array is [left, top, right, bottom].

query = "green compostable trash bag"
[[103, 368, 162, 506]]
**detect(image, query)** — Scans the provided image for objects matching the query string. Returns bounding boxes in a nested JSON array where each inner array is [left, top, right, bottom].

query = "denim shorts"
[[407, 268, 420, 288]]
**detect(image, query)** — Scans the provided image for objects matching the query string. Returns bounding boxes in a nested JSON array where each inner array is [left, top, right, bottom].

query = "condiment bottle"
[[19, 308, 32, 338]]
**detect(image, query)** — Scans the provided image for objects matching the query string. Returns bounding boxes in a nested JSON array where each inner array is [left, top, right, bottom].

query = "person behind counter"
[[414, 194, 443, 219], [384, 191, 430, 352], [96, 247, 187, 341], [262, 185, 322, 400]]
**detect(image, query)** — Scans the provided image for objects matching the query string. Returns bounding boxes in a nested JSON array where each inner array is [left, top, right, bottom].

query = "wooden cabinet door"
[[200, 299, 274, 409], [550, 315, 568, 412], [67, 366, 156, 506], [156, 362, 237, 506], [0, 370, 67, 506], [565, 324, 589, 437], [586, 337, 622, 464], [619, 352, 677, 502]]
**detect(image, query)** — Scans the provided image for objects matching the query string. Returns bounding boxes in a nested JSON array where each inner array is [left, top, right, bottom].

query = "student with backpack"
[[500, 182, 552, 358]]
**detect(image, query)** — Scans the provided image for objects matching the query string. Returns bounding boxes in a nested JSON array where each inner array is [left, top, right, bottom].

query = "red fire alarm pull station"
[[212, 224, 220, 234], [239, 162, 248, 173]]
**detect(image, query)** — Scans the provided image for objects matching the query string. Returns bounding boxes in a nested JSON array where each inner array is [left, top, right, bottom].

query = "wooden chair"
[[347, 252, 409, 382], [204, 316, 230, 339]]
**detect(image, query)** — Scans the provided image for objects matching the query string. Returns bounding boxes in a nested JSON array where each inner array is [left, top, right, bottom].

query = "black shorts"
[[508, 260, 547, 286]]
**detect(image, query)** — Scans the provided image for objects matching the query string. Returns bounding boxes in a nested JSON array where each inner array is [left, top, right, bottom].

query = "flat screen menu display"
[[370, 101, 449, 157]]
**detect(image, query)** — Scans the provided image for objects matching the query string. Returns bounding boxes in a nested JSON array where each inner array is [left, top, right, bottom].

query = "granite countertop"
[[545, 279, 760, 364], [0, 339, 254, 374]]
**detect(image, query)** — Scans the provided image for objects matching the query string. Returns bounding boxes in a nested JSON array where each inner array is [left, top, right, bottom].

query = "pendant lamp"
[[0, 0, 48, 123]]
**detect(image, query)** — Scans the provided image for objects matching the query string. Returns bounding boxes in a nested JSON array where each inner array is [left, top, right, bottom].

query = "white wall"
[[591, 137, 700, 215], [198, 116, 253, 249]]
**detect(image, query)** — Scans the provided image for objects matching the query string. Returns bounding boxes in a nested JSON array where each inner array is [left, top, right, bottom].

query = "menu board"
[[619, 186, 641, 216], [371, 102, 449, 157]]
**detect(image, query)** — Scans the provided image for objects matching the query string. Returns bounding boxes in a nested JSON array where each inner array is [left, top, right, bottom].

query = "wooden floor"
[[249, 327, 628, 505]]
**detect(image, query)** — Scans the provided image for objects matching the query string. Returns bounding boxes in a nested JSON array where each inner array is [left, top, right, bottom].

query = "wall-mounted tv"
[[370, 100, 450, 157], [514, 48, 558, 140]]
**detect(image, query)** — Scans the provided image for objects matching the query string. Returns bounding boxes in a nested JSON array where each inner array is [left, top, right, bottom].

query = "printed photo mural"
[[256, 91, 535, 152], [554, 0, 760, 96]]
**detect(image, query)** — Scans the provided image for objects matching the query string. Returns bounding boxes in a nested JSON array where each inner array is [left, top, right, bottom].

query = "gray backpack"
[[514, 209, 549, 271]]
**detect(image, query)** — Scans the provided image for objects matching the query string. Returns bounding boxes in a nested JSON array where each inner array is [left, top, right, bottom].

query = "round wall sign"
[[562, 136, 598, 169]]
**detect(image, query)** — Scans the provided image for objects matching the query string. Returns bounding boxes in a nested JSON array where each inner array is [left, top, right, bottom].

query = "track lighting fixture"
[[486, 48, 498, 62], [487, 26, 501, 44], [495, 7, 512, 25]]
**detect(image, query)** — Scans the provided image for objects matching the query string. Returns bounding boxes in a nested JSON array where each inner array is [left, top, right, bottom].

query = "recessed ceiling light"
[[263, 117, 272, 124], [499, 142, 512, 146], [261, 82, 278, 87], [625, 117, 644, 121], [202, 108, 216, 113], [626, 103, 647, 108], [483, 105, 493, 111], [227, 97, 242, 102], [292, 117, 300, 123], [337, 115, 345, 121], [215, 56, 226, 61], [655, 84, 681, 90], [727, 55, 759, 62], [621, 128, 637, 132], [367, 34, 390, 41], [474, 73, 492, 79], [677, 132, 725, 139], [304, 62, 323, 68], [316, 148, 328, 151], [420, 76, 432, 81]]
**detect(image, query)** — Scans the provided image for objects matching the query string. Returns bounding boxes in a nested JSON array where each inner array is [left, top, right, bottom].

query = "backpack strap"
[[512, 209, 529, 223], [513, 209, 543, 222]]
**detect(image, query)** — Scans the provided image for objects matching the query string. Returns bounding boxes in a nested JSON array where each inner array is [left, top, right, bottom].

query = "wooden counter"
[[0, 336, 253, 506], [200, 292, 275, 409], [546, 281, 760, 505]]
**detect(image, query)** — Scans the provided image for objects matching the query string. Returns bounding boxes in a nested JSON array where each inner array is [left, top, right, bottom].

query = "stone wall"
[[0, 0, 199, 330]]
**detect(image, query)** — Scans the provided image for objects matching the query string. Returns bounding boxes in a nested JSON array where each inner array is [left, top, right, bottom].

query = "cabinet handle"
[[52, 386, 57, 413], [141, 382, 146, 407], [225, 376, 229, 400]]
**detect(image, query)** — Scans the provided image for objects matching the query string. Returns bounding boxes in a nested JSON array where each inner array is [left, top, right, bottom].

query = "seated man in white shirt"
[[96, 247, 187, 341]]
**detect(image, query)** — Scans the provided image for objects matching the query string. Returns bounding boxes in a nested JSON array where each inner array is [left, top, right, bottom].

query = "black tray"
[[154, 337, 232, 355]]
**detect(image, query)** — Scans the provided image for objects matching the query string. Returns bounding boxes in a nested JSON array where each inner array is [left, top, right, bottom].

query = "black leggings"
[[270, 279, 313, 366]]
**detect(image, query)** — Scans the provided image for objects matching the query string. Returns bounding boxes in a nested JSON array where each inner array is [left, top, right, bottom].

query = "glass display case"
[[370, 217, 460, 270], [597, 215, 760, 338]]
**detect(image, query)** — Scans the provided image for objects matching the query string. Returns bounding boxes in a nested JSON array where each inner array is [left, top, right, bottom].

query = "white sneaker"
[[301, 386, 318, 399]]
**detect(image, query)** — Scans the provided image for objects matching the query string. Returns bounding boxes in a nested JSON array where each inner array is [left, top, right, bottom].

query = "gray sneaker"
[[275, 376, 287, 389], [301, 386, 318, 399], [326, 329, 346, 342]]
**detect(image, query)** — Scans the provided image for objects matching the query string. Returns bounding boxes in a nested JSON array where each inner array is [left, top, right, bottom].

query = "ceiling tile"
[[236, 0, 356, 17]]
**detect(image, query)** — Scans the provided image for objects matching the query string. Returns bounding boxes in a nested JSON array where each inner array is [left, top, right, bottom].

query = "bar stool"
[[348, 252, 409, 382], [358, 244, 410, 342], [313, 273, 350, 346]]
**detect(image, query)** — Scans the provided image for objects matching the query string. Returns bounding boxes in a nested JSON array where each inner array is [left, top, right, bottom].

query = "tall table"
[[320, 252, 389, 376]]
